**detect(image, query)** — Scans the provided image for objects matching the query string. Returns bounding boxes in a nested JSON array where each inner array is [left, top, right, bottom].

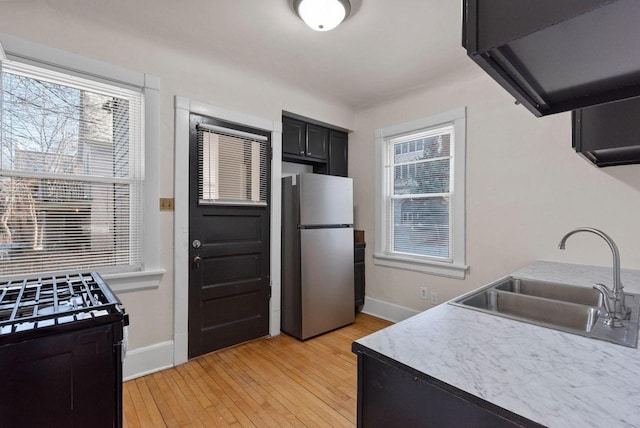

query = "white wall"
[[351, 66, 640, 314], [0, 4, 355, 370]]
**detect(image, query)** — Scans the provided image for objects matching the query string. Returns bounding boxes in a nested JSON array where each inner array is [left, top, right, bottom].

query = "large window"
[[0, 58, 144, 278], [374, 108, 467, 278]]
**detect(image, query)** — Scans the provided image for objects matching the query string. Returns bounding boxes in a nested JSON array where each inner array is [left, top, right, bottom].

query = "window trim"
[[374, 107, 468, 279], [0, 32, 164, 291]]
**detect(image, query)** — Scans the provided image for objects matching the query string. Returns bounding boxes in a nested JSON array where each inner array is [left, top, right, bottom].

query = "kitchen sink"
[[450, 277, 640, 347], [460, 289, 600, 332], [494, 277, 602, 307]]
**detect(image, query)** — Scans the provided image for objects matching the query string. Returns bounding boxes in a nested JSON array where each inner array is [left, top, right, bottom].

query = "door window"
[[197, 125, 268, 206]]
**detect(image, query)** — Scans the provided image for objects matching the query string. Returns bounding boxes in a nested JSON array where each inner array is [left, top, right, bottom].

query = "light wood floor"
[[123, 313, 391, 427]]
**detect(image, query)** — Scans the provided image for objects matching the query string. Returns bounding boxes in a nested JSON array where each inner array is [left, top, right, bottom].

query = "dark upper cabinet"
[[282, 117, 328, 163], [463, 0, 640, 117], [328, 130, 348, 177], [282, 114, 348, 176], [305, 124, 328, 161], [282, 117, 306, 157], [316, 129, 349, 177], [573, 95, 640, 167]]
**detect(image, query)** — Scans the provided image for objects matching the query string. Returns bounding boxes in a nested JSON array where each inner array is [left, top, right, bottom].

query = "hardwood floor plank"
[[123, 381, 142, 428], [231, 345, 338, 428], [125, 380, 156, 427], [202, 352, 279, 428], [182, 360, 239, 426], [257, 338, 356, 422], [196, 357, 256, 427], [133, 377, 167, 427], [123, 313, 391, 427], [214, 350, 299, 427]]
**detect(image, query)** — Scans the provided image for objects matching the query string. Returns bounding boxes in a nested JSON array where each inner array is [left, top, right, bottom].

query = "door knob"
[[193, 255, 202, 266]]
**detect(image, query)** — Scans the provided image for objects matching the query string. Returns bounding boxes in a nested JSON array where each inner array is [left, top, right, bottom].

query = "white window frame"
[[374, 107, 468, 279], [0, 32, 164, 291]]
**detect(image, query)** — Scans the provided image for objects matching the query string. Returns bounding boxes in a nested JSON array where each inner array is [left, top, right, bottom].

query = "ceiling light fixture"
[[294, 0, 351, 32]]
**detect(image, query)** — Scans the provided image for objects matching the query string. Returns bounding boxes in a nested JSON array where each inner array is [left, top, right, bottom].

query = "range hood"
[[463, 0, 640, 117]]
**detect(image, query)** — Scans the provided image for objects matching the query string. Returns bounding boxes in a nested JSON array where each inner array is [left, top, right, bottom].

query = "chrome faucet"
[[558, 227, 630, 327]]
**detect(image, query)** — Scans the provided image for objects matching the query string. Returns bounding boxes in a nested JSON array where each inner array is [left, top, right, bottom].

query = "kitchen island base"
[[353, 345, 543, 428]]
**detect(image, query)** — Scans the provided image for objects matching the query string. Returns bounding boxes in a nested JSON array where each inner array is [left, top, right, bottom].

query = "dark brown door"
[[188, 113, 271, 358]]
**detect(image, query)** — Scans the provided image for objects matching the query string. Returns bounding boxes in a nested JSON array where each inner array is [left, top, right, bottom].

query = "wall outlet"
[[429, 291, 438, 305], [420, 287, 428, 300]]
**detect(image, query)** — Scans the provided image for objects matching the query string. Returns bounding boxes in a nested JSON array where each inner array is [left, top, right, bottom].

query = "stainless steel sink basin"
[[450, 277, 640, 348], [461, 289, 600, 333], [494, 277, 602, 307]]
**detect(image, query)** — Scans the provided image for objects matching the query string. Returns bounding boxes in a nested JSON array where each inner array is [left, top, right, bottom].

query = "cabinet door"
[[282, 117, 305, 156], [306, 124, 328, 161], [329, 130, 348, 177], [354, 244, 365, 312]]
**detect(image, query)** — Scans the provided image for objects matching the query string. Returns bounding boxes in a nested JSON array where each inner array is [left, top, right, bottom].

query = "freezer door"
[[298, 173, 353, 226], [300, 227, 355, 339]]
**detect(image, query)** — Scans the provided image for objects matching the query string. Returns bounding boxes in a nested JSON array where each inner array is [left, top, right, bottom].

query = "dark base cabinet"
[[354, 242, 365, 312], [352, 346, 544, 428], [0, 324, 123, 428]]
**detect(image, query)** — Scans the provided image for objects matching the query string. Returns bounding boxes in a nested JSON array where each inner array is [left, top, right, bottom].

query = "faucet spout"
[[558, 227, 630, 322]]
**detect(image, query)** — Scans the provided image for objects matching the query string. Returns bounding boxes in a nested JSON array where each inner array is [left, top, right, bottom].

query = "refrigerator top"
[[296, 173, 353, 226]]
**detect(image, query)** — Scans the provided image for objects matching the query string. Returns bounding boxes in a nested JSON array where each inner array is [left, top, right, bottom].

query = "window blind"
[[385, 124, 454, 260], [0, 59, 144, 278], [197, 124, 268, 206]]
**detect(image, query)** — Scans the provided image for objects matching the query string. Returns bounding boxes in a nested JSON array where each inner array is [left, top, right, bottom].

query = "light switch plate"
[[160, 198, 174, 211]]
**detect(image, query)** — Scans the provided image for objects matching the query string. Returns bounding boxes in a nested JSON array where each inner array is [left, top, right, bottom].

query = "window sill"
[[101, 269, 166, 293], [373, 253, 468, 279]]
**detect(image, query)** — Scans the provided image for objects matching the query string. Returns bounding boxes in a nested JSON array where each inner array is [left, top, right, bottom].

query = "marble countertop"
[[355, 261, 640, 427]]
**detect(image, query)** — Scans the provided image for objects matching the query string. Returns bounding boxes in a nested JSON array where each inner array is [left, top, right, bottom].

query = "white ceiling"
[[3, 0, 473, 108]]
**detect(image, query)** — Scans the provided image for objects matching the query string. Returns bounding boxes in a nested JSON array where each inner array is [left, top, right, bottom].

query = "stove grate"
[[0, 272, 120, 335]]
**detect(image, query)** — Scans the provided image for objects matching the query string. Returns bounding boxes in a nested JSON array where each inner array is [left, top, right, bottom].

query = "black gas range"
[[0, 272, 128, 428]]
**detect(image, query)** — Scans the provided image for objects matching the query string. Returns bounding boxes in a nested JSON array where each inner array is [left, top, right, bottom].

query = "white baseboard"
[[361, 296, 420, 323], [123, 340, 174, 381]]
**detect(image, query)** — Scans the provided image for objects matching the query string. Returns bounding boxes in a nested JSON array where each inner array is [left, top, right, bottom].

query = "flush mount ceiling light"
[[294, 0, 351, 32]]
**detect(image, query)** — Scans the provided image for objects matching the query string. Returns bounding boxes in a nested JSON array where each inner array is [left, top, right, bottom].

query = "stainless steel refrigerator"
[[281, 173, 355, 340]]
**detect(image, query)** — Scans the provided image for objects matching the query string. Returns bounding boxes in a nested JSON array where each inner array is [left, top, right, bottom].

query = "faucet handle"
[[593, 283, 624, 328], [593, 283, 613, 299]]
